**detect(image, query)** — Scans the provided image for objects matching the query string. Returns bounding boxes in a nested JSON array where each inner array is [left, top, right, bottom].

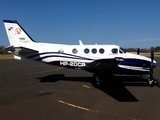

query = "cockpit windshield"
[[119, 47, 126, 53]]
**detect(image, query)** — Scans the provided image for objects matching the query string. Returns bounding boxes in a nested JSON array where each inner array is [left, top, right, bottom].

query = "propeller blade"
[[150, 47, 154, 74], [151, 47, 154, 63], [137, 48, 140, 55]]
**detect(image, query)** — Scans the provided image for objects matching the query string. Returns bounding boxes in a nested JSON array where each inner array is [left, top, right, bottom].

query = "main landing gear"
[[91, 73, 115, 88], [91, 74, 103, 88]]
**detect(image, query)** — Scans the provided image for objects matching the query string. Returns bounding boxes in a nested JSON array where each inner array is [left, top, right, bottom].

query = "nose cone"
[[152, 61, 159, 68], [125, 52, 159, 68]]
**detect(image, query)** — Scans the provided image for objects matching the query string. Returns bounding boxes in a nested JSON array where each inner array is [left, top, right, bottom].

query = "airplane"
[[3, 20, 159, 87]]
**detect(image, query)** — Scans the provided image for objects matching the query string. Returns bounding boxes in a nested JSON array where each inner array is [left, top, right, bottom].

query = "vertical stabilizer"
[[3, 20, 35, 47]]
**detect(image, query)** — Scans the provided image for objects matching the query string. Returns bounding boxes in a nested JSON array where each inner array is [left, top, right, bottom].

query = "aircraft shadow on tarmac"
[[38, 74, 160, 102]]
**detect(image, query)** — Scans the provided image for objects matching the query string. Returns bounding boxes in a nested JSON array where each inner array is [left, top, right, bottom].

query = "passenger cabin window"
[[72, 48, 78, 54], [112, 48, 118, 54], [99, 48, 104, 54], [92, 48, 97, 54], [84, 48, 105, 54], [84, 48, 90, 54]]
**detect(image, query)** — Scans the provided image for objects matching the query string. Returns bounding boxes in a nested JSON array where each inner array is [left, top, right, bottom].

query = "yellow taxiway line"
[[58, 100, 97, 113], [82, 85, 91, 88]]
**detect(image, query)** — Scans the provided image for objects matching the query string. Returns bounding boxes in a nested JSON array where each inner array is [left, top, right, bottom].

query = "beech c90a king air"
[[3, 20, 159, 87]]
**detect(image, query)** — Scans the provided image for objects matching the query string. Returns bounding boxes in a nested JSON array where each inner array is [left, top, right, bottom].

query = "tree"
[[0, 46, 7, 54], [155, 46, 160, 52], [125, 48, 137, 52]]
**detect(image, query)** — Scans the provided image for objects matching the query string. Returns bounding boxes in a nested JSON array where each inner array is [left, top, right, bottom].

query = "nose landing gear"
[[149, 47, 155, 86], [148, 75, 154, 85]]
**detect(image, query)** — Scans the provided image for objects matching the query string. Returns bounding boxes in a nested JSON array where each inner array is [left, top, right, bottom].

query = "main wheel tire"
[[91, 74, 102, 88]]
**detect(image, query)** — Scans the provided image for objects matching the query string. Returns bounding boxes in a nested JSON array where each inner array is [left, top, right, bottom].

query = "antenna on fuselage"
[[79, 40, 83, 45]]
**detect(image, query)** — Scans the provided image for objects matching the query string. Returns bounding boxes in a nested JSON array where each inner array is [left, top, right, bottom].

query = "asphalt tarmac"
[[0, 58, 160, 120]]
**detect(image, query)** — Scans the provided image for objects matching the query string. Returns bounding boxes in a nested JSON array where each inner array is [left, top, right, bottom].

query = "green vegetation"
[[155, 46, 160, 52], [0, 46, 7, 54], [125, 46, 160, 53]]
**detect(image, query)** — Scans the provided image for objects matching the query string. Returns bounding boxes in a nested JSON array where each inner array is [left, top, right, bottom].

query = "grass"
[[0, 54, 14, 60]]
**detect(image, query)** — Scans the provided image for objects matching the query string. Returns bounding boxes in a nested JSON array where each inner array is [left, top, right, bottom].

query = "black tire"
[[91, 74, 102, 88]]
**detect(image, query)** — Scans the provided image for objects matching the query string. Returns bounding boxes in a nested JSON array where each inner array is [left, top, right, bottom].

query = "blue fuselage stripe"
[[119, 58, 151, 67], [27, 52, 94, 61]]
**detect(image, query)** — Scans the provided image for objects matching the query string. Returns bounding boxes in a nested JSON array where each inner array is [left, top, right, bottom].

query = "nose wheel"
[[148, 68, 155, 86], [148, 77, 154, 85]]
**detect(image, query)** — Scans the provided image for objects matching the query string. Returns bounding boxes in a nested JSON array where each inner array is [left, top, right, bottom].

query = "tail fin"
[[3, 20, 35, 47]]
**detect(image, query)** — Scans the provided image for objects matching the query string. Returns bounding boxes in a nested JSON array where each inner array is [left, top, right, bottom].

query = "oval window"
[[72, 48, 78, 54], [84, 48, 90, 54], [99, 48, 104, 54], [92, 48, 97, 54]]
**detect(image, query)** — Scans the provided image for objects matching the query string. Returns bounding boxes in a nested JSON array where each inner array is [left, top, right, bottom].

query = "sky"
[[0, 0, 160, 48]]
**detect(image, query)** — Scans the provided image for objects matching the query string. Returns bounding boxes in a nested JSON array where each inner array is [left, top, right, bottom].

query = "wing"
[[83, 57, 124, 72]]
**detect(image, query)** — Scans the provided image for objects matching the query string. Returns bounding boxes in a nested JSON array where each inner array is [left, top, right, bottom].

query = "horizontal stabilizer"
[[5, 46, 39, 58]]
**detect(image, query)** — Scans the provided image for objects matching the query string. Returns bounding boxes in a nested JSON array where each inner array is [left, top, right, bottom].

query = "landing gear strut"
[[148, 72, 154, 85], [148, 47, 155, 86], [91, 74, 102, 88]]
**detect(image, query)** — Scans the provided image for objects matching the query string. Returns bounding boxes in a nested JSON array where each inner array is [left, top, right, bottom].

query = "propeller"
[[151, 47, 154, 63], [150, 47, 154, 74], [137, 48, 140, 55]]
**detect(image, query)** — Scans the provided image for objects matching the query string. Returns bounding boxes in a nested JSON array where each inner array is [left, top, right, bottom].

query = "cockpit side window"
[[111, 48, 118, 54], [119, 49, 123, 54], [120, 47, 126, 53]]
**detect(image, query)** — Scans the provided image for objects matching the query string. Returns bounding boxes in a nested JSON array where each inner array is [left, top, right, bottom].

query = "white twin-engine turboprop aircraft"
[[3, 20, 159, 87]]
